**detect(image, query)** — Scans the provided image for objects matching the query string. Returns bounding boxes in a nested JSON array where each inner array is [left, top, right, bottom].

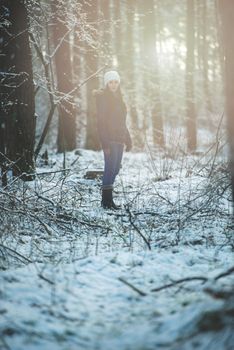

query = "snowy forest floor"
[[0, 146, 234, 350]]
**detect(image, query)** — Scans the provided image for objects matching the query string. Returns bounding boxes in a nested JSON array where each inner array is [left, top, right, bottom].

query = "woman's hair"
[[104, 85, 126, 114], [105, 85, 124, 103]]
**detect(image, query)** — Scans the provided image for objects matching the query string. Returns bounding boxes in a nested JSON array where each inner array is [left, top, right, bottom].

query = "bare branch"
[[118, 277, 147, 297], [151, 266, 234, 293]]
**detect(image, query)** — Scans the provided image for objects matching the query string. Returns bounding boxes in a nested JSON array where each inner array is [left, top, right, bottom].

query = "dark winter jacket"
[[95, 88, 132, 149]]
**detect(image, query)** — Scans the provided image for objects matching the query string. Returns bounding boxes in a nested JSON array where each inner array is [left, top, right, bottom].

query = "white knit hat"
[[104, 70, 120, 87]]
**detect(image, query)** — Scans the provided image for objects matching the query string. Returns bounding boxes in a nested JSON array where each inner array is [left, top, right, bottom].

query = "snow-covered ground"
[[0, 148, 233, 350]]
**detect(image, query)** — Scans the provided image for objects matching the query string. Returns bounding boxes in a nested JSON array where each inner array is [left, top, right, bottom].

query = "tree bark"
[[201, 0, 212, 113], [139, 0, 164, 148], [186, 0, 197, 152], [100, 0, 111, 62], [0, 0, 36, 180], [51, 0, 76, 153], [218, 0, 234, 208], [152, 0, 164, 148], [82, 0, 100, 150]]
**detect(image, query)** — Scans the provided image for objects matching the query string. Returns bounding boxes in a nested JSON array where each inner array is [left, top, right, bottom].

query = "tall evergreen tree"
[[100, 0, 111, 63], [0, 0, 36, 182], [201, 0, 212, 113], [186, 0, 196, 152], [82, 0, 100, 150], [139, 0, 164, 148], [219, 0, 234, 208], [51, 0, 76, 153]]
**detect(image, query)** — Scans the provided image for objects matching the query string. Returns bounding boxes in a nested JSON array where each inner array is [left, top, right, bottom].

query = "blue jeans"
[[102, 142, 124, 189]]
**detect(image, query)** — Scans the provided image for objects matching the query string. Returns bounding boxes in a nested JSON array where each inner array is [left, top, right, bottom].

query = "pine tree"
[[83, 0, 100, 150], [51, 0, 76, 153], [0, 0, 36, 182], [219, 0, 234, 208], [186, 0, 196, 152]]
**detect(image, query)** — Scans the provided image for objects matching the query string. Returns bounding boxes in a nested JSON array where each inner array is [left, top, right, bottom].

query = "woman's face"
[[107, 80, 119, 93]]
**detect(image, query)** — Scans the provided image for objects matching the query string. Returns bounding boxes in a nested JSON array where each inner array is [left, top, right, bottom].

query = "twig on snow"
[[151, 266, 234, 293], [214, 265, 234, 281], [0, 244, 33, 264], [151, 276, 207, 292], [38, 273, 55, 285], [125, 206, 151, 250], [118, 277, 147, 297]]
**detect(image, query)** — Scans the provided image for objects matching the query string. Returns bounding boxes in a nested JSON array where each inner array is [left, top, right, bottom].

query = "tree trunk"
[[219, 0, 234, 208], [114, 1, 127, 76], [186, 0, 197, 152], [139, 0, 164, 148], [73, 16, 84, 147], [0, 0, 36, 181], [51, 0, 76, 153], [152, 0, 164, 148], [82, 0, 100, 150], [201, 0, 212, 113], [100, 0, 111, 63]]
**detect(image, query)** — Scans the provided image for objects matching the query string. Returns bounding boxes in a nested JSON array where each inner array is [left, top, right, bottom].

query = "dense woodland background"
[[1, 0, 233, 182]]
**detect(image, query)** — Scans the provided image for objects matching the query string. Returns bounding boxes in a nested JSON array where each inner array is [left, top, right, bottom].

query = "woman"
[[95, 70, 132, 209]]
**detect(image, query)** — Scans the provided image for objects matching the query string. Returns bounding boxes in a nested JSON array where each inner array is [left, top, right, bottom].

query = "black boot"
[[101, 188, 112, 209], [110, 190, 121, 210], [101, 189, 120, 210]]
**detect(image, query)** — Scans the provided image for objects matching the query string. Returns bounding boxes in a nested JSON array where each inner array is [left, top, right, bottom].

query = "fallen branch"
[[151, 276, 207, 292], [118, 277, 147, 297], [0, 243, 33, 264], [214, 265, 234, 281], [151, 266, 234, 293], [38, 273, 55, 285]]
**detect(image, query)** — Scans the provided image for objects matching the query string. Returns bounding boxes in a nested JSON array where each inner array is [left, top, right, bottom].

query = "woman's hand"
[[125, 143, 132, 152]]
